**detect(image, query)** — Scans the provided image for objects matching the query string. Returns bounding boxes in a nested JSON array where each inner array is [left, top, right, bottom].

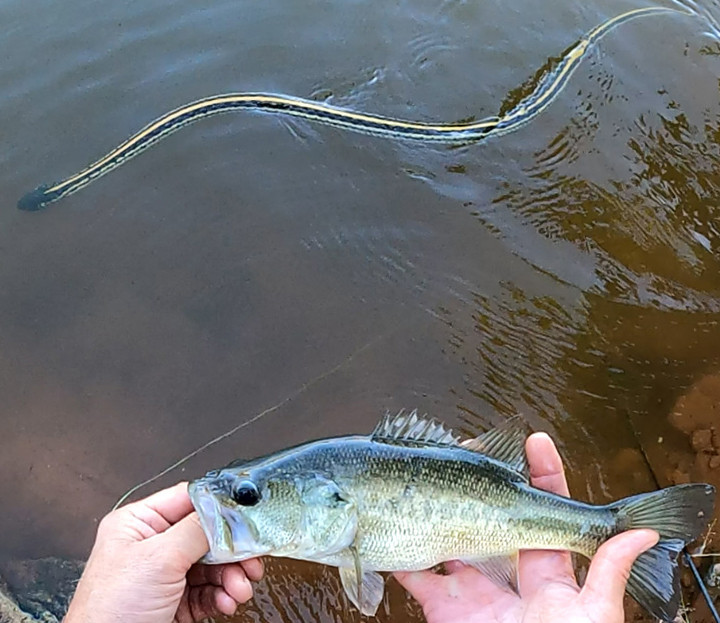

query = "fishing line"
[[684, 550, 720, 621], [112, 334, 382, 510]]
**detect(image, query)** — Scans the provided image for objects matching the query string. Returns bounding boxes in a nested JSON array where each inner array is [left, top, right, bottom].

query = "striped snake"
[[18, 6, 684, 211]]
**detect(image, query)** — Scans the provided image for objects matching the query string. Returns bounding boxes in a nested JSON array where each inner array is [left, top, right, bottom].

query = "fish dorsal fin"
[[371, 410, 460, 446], [462, 416, 529, 479]]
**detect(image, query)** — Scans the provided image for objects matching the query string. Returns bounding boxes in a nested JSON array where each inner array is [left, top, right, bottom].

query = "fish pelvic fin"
[[338, 565, 385, 616], [606, 483, 715, 621], [610, 483, 715, 542], [626, 538, 684, 623]]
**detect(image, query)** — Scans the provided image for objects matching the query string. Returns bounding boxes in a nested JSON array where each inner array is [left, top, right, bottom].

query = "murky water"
[[1, 0, 720, 619]]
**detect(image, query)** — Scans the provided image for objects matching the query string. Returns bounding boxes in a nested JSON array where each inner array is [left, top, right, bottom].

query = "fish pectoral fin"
[[461, 553, 519, 593], [297, 476, 358, 556], [298, 475, 352, 507], [461, 416, 529, 479], [338, 566, 385, 616]]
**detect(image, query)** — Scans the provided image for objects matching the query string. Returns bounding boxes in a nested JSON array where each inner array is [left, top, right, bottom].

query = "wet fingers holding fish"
[[189, 412, 715, 622]]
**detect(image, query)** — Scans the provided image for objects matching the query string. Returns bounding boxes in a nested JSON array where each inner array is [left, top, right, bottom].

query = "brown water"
[[1, 0, 720, 619]]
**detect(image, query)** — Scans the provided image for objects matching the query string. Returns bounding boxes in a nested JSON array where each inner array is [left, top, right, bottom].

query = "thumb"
[[153, 512, 210, 569], [581, 529, 659, 608]]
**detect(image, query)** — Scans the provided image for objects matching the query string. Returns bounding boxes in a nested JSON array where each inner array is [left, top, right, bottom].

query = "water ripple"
[[454, 282, 580, 425], [407, 31, 457, 72]]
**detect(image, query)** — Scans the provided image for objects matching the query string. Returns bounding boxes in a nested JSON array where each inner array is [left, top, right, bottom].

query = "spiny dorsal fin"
[[371, 410, 460, 446], [462, 416, 529, 478]]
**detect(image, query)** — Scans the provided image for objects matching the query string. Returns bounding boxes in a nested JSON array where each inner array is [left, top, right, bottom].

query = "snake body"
[[18, 6, 683, 211]]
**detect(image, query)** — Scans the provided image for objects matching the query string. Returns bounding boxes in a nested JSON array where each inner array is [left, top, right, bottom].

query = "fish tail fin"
[[625, 538, 684, 622], [607, 483, 715, 621], [610, 483, 714, 542]]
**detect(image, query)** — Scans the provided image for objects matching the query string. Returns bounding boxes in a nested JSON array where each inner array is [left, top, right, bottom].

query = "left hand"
[[64, 482, 263, 623]]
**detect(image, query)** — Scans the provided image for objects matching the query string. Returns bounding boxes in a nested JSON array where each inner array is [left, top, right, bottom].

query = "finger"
[[134, 482, 195, 525], [213, 586, 241, 616], [115, 483, 195, 537], [188, 559, 264, 588], [519, 433, 577, 598], [581, 529, 658, 609], [187, 563, 225, 587], [187, 585, 221, 622], [222, 565, 255, 604], [174, 586, 194, 623], [394, 570, 443, 607], [526, 433, 570, 497], [241, 558, 265, 582], [156, 512, 210, 568]]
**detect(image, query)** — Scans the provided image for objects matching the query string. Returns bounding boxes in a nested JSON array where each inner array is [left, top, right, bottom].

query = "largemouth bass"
[[189, 412, 715, 621]]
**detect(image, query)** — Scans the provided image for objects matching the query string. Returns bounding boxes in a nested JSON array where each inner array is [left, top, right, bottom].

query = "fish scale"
[[329, 444, 612, 570], [189, 412, 715, 621]]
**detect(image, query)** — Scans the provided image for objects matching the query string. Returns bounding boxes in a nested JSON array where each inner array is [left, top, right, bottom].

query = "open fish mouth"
[[189, 480, 264, 563]]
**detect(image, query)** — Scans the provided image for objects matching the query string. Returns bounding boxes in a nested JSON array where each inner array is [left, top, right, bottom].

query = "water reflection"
[[503, 104, 720, 308], [408, 1, 720, 528], [237, 560, 424, 623], [1, 0, 719, 621]]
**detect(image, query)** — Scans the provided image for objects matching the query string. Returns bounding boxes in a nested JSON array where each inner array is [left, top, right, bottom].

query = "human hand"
[[64, 482, 263, 623], [394, 433, 659, 623]]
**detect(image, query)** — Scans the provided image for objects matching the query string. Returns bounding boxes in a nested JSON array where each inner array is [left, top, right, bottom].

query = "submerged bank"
[[0, 559, 83, 623]]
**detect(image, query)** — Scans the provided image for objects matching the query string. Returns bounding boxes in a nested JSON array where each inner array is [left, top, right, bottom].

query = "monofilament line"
[[112, 335, 382, 510]]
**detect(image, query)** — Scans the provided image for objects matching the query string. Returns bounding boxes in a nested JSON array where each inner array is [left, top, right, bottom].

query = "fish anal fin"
[[461, 553, 519, 593], [372, 409, 460, 446], [338, 566, 385, 616], [461, 416, 529, 478]]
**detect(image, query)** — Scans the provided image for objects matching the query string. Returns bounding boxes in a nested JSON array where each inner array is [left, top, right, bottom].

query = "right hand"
[[395, 433, 659, 623]]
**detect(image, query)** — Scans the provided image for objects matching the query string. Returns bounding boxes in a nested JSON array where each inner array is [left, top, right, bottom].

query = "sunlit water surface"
[[1, 0, 720, 620]]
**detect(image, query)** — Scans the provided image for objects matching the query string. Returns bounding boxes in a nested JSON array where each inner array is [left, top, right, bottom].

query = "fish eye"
[[231, 480, 261, 506]]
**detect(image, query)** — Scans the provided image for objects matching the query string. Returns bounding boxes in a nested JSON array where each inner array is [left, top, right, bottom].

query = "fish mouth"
[[189, 480, 265, 564]]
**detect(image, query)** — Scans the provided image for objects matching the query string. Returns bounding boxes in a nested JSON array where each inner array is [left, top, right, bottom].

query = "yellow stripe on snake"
[[18, 6, 685, 211]]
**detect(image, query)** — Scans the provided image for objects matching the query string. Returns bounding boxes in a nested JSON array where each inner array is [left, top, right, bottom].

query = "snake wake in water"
[[18, 6, 685, 211]]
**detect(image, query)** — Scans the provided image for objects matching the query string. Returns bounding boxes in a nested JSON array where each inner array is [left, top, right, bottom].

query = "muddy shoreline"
[[665, 373, 720, 622], [0, 559, 83, 623], [0, 584, 35, 623]]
